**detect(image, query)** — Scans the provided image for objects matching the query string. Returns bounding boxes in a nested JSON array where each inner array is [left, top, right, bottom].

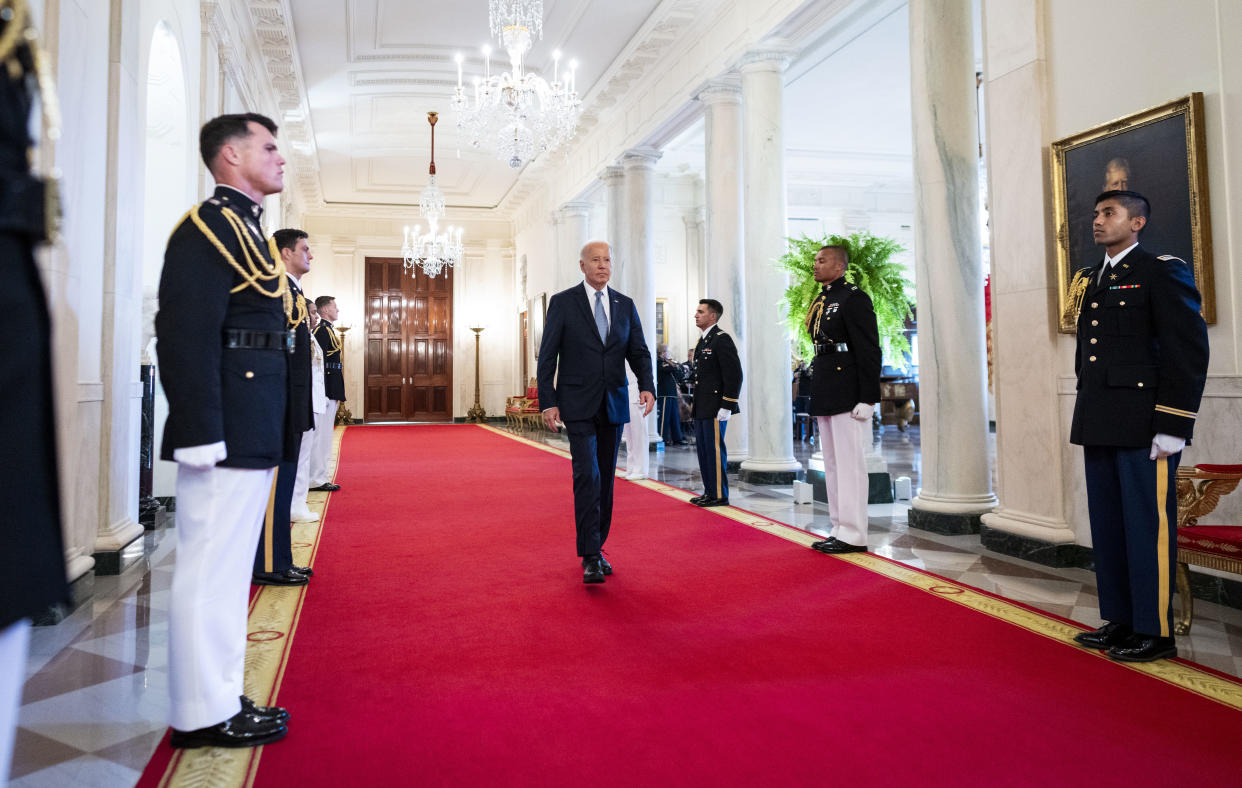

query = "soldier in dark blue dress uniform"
[[309, 296, 345, 491], [688, 299, 742, 508], [656, 345, 686, 446], [0, 4, 70, 776], [1068, 191, 1209, 662], [252, 229, 317, 586], [156, 113, 293, 748]]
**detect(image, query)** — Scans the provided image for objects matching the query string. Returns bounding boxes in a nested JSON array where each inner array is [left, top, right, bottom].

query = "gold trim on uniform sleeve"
[[1154, 404, 1197, 420], [1155, 457, 1171, 638], [721, 396, 738, 403]]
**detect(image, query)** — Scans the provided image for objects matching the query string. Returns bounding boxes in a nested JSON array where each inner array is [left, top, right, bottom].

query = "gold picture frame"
[[1051, 93, 1214, 333], [655, 298, 669, 348]]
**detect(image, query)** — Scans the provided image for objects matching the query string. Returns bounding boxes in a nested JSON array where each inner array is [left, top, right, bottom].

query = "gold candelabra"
[[467, 326, 486, 423]]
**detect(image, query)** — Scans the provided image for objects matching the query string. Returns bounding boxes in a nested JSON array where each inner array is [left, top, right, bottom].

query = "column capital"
[[620, 147, 662, 170], [559, 201, 593, 220], [695, 75, 742, 106], [737, 40, 795, 73], [598, 164, 625, 183], [682, 207, 705, 229]]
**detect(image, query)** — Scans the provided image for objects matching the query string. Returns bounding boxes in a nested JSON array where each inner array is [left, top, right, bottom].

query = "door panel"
[[363, 258, 453, 422]]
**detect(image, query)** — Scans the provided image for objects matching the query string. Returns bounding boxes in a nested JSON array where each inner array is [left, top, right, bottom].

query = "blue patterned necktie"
[[594, 290, 608, 343]]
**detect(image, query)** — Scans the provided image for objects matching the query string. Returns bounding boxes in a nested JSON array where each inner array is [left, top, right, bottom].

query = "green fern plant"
[[779, 231, 914, 367]]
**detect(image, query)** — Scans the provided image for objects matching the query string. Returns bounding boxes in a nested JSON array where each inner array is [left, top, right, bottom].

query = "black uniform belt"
[[814, 342, 850, 355], [325, 362, 343, 370], [223, 328, 292, 352]]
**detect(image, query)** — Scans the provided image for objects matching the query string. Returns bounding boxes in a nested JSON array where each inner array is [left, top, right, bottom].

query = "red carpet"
[[144, 425, 1242, 786]]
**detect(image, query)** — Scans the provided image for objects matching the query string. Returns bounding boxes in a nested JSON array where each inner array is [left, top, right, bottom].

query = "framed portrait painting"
[[1051, 93, 1214, 333]]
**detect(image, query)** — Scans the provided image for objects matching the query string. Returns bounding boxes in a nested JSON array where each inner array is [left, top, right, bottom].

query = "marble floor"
[[11, 423, 1242, 787]]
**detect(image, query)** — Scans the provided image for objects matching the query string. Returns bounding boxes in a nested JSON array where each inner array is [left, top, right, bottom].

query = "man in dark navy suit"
[[1068, 190, 1208, 662], [537, 241, 655, 583]]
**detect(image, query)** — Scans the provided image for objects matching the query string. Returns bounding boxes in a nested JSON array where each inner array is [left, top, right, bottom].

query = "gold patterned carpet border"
[[157, 426, 345, 788], [483, 424, 1242, 712]]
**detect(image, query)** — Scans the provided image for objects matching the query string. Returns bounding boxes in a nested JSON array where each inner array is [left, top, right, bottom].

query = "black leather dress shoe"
[[240, 695, 290, 724], [309, 482, 340, 492], [810, 538, 836, 552], [688, 495, 707, 505], [816, 539, 867, 554], [290, 565, 314, 577], [1072, 621, 1133, 650], [599, 554, 613, 576], [694, 497, 729, 507], [582, 557, 605, 584], [169, 708, 287, 749], [1107, 634, 1177, 662], [252, 570, 309, 586]]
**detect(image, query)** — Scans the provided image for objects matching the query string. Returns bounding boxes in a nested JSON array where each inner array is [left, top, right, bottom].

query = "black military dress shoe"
[[1107, 634, 1177, 663], [240, 695, 290, 724], [816, 538, 867, 554], [810, 538, 835, 552], [599, 554, 613, 576], [252, 570, 309, 586], [1072, 621, 1133, 650], [694, 497, 729, 507], [582, 557, 605, 584], [688, 495, 707, 505], [169, 708, 287, 749], [290, 565, 314, 577], [310, 482, 340, 492]]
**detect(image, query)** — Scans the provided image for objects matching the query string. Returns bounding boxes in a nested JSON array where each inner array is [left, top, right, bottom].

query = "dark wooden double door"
[[364, 258, 453, 421]]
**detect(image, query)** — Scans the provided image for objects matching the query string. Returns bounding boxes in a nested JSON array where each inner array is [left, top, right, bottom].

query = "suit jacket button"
[[245, 371, 255, 379]]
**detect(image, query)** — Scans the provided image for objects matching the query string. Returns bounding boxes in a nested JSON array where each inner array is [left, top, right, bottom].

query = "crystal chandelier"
[[403, 112, 463, 279], [450, 0, 582, 168]]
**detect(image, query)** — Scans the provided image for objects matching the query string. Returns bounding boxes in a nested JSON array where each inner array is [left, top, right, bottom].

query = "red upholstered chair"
[[505, 378, 541, 430], [1173, 463, 1242, 634]]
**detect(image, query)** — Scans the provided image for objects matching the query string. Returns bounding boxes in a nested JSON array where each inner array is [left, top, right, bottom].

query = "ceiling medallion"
[[403, 112, 463, 279], [451, 0, 582, 168]]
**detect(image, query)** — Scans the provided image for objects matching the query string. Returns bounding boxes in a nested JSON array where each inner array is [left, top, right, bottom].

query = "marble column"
[[682, 207, 705, 359], [738, 47, 800, 483], [976, 0, 1078, 559], [600, 165, 626, 291], [621, 148, 663, 444], [906, 0, 998, 533], [559, 201, 593, 290], [697, 76, 749, 462]]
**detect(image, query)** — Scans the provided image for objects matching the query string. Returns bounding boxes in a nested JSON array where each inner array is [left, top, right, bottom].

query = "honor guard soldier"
[[688, 299, 742, 508], [805, 245, 882, 554], [0, 2, 71, 777], [309, 295, 345, 491], [1068, 190, 1208, 662], [156, 113, 293, 748], [252, 229, 317, 587]]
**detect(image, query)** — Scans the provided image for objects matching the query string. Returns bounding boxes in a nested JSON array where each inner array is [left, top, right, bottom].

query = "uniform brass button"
[[1137, 382, 1144, 388], [1091, 302, 1098, 309], [1119, 300, 1126, 306], [245, 371, 255, 379], [836, 366, 842, 371], [1089, 355, 1097, 362], [1091, 320, 1098, 327], [1090, 338, 1097, 344]]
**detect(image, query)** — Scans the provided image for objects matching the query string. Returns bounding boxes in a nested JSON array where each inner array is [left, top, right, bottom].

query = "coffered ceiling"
[[288, 0, 663, 210]]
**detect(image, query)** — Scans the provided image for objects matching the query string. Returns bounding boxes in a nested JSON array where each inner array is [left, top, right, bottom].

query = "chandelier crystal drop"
[[403, 112, 464, 279], [451, 0, 582, 168]]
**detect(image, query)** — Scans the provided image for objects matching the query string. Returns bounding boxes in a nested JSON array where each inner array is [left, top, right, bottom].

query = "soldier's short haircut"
[[314, 295, 336, 310], [273, 228, 308, 253], [1096, 189, 1150, 221], [200, 113, 278, 172], [819, 244, 850, 265], [699, 298, 724, 319]]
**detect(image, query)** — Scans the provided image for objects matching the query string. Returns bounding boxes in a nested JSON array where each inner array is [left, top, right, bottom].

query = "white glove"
[[850, 402, 874, 422], [1150, 433, 1186, 460], [716, 408, 731, 422], [173, 441, 227, 470]]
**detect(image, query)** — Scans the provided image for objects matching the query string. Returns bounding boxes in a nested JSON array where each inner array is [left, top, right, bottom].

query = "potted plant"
[[779, 231, 914, 367]]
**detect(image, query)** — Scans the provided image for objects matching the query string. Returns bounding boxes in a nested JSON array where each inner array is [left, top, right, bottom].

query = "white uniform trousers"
[[816, 413, 870, 547], [290, 427, 317, 521], [623, 385, 649, 478], [169, 464, 275, 731], [309, 400, 339, 487], [0, 619, 31, 784]]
